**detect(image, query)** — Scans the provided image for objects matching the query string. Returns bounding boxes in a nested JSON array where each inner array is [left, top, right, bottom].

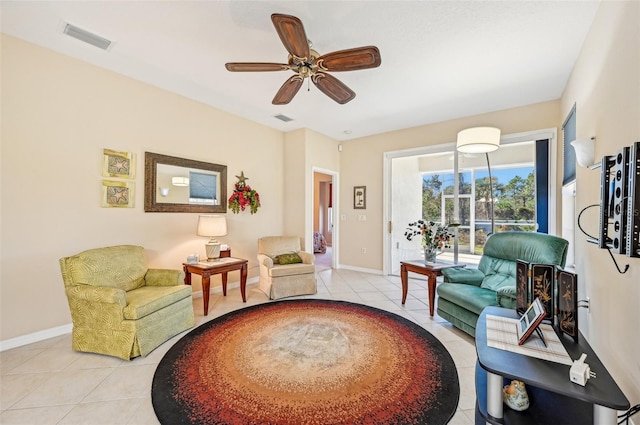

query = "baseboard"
[[336, 264, 383, 275], [1, 277, 260, 352], [0, 323, 73, 352]]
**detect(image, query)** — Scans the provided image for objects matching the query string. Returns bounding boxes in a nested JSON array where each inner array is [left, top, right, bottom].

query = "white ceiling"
[[1, 1, 600, 141]]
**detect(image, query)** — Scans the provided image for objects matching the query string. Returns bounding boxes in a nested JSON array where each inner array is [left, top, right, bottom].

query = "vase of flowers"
[[404, 219, 453, 263], [424, 246, 438, 263]]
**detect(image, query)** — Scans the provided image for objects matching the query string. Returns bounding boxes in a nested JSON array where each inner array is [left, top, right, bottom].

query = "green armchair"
[[436, 232, 569, 337], [59, 245, 195, 360]]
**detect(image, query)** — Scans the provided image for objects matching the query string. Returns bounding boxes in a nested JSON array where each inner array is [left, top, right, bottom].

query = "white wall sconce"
[[160, 187, 170, 197], [570, 137, 596, 167]]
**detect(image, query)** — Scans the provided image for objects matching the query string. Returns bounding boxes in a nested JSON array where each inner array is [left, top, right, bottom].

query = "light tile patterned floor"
[[0, 267, 477, 424]]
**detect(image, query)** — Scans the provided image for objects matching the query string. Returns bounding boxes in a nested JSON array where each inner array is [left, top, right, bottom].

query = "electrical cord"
[[618, 403, 640, 424], [577, 203, 600, 240], [606, 245, 630, 274], [577, 203, 629, 274]]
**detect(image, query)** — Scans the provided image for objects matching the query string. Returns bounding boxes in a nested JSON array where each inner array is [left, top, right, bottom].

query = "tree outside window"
[[422, 166, 535, 254]]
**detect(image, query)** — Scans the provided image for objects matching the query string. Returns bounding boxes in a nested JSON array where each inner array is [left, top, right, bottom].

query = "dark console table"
[[475, 307, 629, 425]]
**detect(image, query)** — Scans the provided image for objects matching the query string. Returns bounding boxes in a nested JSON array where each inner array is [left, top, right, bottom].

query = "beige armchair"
[[59, 245, 195, 360], [257, 236, 317, 300]]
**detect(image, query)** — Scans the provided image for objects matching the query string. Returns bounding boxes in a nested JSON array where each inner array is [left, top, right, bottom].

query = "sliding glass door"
[[388, 139, 546, 275]]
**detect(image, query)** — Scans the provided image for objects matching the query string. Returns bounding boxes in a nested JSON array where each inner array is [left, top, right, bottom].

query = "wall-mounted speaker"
[[611, 147, 630, 254], [626, 141, 640, 257]]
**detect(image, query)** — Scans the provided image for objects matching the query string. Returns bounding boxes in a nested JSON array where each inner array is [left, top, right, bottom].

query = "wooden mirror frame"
[[144, 152, 227, 213]]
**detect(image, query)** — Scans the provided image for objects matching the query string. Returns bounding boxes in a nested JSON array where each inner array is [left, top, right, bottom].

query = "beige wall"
[[560, 0, 640, 408], [283, 128, 340, 252], [283, 129, 307, 244], [1, 35, 285, 340], [339, 100, 560, 270]]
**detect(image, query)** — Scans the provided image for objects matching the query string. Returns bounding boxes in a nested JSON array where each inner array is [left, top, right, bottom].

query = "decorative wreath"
[[228, 171, 261, 214]]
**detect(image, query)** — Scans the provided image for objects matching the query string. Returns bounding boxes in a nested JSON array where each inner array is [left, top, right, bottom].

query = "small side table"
[[183, 250, 247, 316], [400, 260, 465, 316], [475, 307, 629, 425]]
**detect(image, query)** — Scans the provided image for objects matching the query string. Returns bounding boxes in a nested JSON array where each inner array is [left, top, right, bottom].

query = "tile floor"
[[0, 266, 477, 424]]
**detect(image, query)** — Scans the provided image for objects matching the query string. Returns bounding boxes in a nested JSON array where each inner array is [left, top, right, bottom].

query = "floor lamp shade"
[[197, 215, 227, 260], [456, 127, 501, 153]]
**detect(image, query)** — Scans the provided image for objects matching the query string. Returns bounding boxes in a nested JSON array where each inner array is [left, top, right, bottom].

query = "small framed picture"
[[103, 149, 136, 179], [102, 180, 135, 208], [354, 186, 366, 209]]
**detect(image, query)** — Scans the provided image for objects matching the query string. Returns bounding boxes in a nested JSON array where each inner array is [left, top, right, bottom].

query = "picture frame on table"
[[354, 186, 366, 209]]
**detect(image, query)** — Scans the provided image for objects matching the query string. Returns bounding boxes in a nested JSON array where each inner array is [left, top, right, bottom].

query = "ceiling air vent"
[[63, 23, 112, 51], [274, 114, 294, 122]]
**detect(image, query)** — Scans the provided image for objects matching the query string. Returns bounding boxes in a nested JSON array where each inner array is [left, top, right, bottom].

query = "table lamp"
[[197, 215, 227, 260]]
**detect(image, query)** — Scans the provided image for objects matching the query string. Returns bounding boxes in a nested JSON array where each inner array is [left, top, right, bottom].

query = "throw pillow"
[[275, 252, 303, 265]]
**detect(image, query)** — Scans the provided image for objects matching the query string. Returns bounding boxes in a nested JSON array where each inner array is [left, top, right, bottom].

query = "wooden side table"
[[400, 260, 465, 316], [183, 250, 247, 316]]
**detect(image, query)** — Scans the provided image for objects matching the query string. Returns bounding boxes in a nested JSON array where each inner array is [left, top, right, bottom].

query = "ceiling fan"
[[225, 13, 381, 105]]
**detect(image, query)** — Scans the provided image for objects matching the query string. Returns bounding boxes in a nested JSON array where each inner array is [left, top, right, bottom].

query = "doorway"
[[313, 169, 337, 269]]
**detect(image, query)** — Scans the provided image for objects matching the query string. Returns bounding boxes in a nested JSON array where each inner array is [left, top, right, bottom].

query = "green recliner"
[[59, 245, 195, 360], [436, 232, 569, 337]]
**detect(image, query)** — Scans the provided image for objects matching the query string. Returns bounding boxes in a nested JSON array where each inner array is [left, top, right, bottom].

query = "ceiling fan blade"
[[316, 46, 382, 72], [271, 14, 310, 61], [272, 76, 304, 105], [311, 72, 356, 104], [225, 62, 290, 72]]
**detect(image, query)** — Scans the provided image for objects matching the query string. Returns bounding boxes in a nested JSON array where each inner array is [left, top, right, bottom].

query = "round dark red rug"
[[152, 299, 460, 425]]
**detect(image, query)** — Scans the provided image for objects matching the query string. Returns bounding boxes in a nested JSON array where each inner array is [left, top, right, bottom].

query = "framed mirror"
[[144, 152, 227, 213]]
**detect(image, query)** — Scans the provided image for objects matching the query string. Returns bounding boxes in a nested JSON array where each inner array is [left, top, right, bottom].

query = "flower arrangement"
[[404, 219, 453, 250], [228, 172, 260, 214]]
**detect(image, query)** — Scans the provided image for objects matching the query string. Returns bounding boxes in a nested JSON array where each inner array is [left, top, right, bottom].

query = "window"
[[423, 163, 535, 255], [563, 105, 577, 185], [189, 171, 219, 205], [387, 136, 554, 274]]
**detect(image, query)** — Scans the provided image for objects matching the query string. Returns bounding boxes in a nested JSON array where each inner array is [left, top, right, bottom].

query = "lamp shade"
[[172, 176, 189, 186], [456, 127, 501, 153], [197, 215, 227, 237], [570, 138, 595, 167]]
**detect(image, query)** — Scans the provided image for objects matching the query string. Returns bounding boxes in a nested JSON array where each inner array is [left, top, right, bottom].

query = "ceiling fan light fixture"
[[225, 14, 380, 105], [456, 127, 501, 153]]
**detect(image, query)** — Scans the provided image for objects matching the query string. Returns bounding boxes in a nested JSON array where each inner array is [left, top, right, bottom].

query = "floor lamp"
[[456, 127, 501, 235]]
